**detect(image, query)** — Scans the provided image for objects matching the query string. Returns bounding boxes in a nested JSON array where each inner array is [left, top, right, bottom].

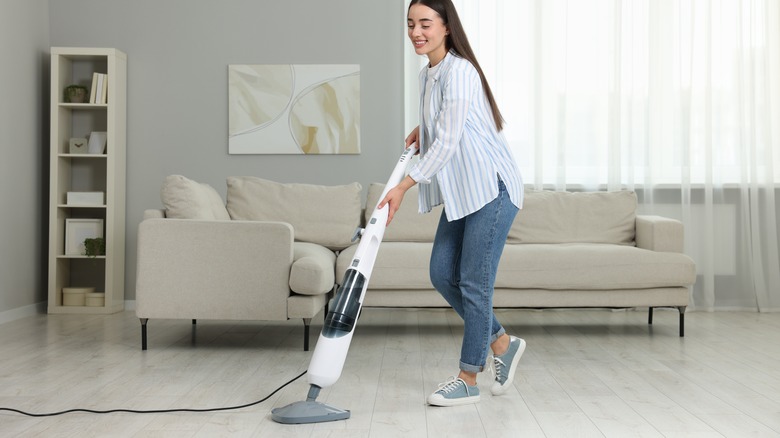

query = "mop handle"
[[374, 143, 418, 208]]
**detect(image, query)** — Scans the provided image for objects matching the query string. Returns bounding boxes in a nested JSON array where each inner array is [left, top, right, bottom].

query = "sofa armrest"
[[143, 209, 165, 219], [635, 215, 684, 253], [289, 242, 336, 296], [135, 218, 294, 320]]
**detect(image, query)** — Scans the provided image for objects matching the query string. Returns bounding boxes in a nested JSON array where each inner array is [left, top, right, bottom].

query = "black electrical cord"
[[0, 370, 306, 417]]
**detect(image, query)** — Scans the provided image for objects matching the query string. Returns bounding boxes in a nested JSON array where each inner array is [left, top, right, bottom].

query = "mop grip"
[[374, 144, 418, 207]]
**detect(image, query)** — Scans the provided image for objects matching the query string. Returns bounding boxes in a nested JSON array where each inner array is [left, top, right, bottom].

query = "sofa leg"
[[648, 307, 654, 325], [303, 318, 313, 351], [140, 318, 149, 351], [678, 306, 686, 337]]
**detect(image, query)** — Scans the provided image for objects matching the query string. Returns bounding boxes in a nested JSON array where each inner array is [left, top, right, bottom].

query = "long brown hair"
[[408, 0, 505, 131]]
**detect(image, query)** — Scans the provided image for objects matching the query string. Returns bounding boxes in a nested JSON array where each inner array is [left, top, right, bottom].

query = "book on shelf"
[[89, 72, 99, 103], [90, 73, 108, 104], [101, 74, 108, 104]]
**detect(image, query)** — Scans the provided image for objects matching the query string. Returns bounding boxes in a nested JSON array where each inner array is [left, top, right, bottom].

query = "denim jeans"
[[429, 178, 519, 373]]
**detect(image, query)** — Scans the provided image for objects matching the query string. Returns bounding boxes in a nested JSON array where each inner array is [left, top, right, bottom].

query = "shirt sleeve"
[[409, 64, 478, 184]]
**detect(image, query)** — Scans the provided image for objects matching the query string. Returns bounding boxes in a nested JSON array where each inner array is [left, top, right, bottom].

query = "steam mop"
[[271, 144, 418, 424]]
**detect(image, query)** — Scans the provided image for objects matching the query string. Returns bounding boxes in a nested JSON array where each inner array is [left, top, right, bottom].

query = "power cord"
[[0, 370, 306, 417]]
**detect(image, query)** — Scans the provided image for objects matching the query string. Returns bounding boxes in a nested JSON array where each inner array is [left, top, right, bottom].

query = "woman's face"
[[407, 4, 449, 66]]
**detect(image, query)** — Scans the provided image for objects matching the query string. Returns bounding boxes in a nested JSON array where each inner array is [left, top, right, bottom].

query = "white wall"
[[0, 0, 50, 317], [47, 0, 406, 300]]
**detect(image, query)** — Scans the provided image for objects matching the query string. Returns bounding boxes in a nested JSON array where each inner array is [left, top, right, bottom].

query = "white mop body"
[[272, 144, 418, 424]]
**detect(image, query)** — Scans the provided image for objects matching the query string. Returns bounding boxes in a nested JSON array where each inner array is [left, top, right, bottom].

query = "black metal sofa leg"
[[140, 318, 149, 350], [647, 306, 686, 337], [303, 318, 312, 351]]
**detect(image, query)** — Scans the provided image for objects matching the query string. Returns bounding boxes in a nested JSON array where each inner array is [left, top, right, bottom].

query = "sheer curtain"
[[403, 0, 780, 311]]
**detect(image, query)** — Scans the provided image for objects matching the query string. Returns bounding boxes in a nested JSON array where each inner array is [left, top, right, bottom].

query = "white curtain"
[[403, 0, 780, 311]]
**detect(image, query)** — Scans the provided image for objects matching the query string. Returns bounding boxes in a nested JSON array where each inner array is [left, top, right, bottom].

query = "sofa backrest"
[[507, 190, 637, 245], [367, 184, 637, 246], [225, 176, 362, 251]]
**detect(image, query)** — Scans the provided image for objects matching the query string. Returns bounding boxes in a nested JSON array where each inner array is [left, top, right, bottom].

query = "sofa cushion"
[[496, 243, 696, 290], [226, 176, 362, 250], [365, 183, 443, 242], [508, 190, 637, 245], [160, 175, 230, 220], [289, 242, 336, 296], [337, 242, 433, 289]]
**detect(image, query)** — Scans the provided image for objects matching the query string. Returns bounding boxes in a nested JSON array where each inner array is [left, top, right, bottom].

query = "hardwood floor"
[[0, 308, 779, 437]]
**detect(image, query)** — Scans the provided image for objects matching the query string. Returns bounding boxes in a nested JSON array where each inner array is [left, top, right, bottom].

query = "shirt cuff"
[[409, 166, 431, 184]]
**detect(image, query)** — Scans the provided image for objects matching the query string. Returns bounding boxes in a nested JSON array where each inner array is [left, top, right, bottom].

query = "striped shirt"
[[409, 51, 524, 221]]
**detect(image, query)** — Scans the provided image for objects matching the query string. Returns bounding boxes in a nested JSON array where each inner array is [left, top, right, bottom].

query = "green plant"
[[64, 85, 88, 103], [84, 237, 105, 258]]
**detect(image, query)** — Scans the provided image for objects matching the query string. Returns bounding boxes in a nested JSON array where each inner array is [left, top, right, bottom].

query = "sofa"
[[337, 183, 696, 336], [135, 175, 696, 352]]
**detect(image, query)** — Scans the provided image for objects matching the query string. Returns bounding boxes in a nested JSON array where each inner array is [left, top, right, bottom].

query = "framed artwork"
[[65, 219, 104, 256], [228, 64, 360, 154]]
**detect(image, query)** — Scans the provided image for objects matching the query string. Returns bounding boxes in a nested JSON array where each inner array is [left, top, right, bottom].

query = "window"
[[403, 0, 780, 186]]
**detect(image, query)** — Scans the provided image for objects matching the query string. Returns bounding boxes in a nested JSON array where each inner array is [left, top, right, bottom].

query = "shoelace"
[[436, 377, 466, 394], [489, 355, 507, 382]]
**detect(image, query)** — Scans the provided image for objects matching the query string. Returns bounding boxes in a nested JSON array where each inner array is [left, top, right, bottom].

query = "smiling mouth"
[[414, 40, 427, 48]]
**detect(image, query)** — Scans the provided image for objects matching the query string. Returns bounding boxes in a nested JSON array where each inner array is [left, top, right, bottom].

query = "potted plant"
[[64, 85, 89, 103], [83, 237, 105, 258]]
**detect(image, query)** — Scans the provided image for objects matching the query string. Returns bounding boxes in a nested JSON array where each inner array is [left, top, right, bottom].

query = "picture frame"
[[228, 64, 360, 154], [88, 131, 107, 154], [65, 219, 104, 256]]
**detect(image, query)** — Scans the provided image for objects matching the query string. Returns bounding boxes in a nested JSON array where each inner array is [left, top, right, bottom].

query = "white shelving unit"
[[47, 47, 127, 314]]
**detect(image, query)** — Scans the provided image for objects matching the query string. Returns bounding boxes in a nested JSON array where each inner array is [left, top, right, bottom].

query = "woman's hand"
[[378, 175, 417, 225], [405, 126, 420, 150], [379, 128, 420, 225]]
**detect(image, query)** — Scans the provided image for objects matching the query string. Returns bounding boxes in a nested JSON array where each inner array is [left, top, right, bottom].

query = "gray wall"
[[46, 0, 406, 300], [0, 0, 50, 316]]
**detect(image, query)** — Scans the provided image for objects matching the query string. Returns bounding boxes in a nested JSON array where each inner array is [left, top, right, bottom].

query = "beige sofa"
[[337, 183, 696, 336], [135, 175, 696, 352]]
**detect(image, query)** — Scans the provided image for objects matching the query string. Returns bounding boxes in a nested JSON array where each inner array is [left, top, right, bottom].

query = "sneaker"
[[427, 377, 480, 406], [490, 336, 526, 395]]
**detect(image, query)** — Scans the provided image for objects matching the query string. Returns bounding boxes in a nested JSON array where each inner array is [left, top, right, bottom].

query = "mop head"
[[271, 400, 350, 424]]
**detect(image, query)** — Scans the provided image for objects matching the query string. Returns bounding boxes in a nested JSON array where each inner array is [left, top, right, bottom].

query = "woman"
[[379, 0, 527, 407]]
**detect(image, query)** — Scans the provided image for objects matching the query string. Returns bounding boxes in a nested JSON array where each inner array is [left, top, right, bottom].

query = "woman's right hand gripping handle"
[[405, 126, 420, 151]]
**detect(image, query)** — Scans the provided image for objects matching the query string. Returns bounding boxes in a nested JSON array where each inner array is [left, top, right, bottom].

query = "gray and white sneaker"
[[490, 336, 526, 395], [427, 377, 480, 406]]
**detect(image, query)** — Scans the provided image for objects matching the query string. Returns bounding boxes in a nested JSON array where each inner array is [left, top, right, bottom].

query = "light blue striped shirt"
[[409, 51, 524, 221]]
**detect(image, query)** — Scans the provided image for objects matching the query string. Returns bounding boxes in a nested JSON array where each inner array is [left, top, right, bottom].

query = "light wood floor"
[[0, 308, 779, 437]]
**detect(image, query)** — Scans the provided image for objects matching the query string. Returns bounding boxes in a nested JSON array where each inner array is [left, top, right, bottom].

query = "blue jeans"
[[430, 178, 519, 373]]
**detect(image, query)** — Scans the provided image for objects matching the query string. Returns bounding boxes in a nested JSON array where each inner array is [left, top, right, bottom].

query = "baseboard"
[[0, 301, 46, 325]]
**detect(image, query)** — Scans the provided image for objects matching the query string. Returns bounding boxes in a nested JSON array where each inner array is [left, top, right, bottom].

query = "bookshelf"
[[47, 47, 127, 314]]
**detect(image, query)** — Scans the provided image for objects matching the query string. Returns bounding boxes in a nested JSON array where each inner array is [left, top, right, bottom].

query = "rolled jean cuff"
[[459, 327, 507, 373], [460, 361, 484, 374], [490, 327, 506, 345]]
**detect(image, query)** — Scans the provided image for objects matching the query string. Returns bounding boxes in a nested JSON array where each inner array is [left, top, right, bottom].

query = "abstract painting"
[[228, 64, 360, 154]]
